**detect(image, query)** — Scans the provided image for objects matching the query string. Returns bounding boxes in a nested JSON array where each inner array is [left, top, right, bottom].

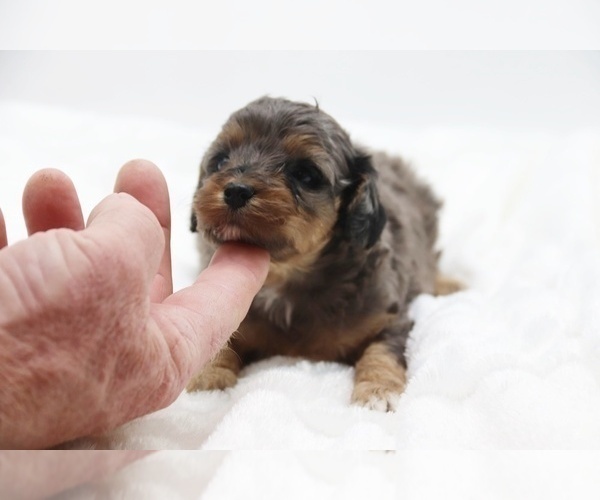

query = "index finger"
[[152, 242, 269, 377]]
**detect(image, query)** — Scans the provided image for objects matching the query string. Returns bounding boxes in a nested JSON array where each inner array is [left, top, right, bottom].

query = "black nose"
[[223, 182, 255, 209]]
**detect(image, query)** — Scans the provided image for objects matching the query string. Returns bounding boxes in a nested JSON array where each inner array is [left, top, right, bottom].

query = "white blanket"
[[1, 101, 600, 495]]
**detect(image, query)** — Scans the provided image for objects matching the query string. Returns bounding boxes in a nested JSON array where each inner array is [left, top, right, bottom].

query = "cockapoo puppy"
[[187, 96, 460, 410]]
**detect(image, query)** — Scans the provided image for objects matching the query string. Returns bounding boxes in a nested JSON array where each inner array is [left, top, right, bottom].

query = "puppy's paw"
[[186, 367, 238, 393], [351, 381, 403, 412]]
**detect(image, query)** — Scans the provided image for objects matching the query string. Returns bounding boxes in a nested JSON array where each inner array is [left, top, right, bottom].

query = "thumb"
[[85, 192, 165, 287]]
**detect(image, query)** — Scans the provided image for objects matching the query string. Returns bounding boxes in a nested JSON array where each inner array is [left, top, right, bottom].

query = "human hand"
[[0, 160, 269, 449]]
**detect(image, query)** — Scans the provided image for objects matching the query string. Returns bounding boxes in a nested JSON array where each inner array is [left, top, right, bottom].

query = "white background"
[[1, 51, 600, 134], [1, 0, 600, 49], [2, 4, 600, 497]]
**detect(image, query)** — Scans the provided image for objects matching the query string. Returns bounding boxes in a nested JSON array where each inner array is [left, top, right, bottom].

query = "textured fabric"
[[2, 101, 599, 457]]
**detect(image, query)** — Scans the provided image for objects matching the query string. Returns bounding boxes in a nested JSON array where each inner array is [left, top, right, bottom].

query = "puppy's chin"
[[202, 223, 295, 262], [212, 224, 244, 242]]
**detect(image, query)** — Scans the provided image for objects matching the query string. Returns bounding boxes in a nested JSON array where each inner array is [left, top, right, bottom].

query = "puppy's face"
[[192, 97, 386, 274]]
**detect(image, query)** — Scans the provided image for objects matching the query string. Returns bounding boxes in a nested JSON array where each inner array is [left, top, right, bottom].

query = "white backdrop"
[[1, 0, 600, 49], [2, 51, 600, 497], [1, 51, 599, 132], [1, 51, 599, 281]]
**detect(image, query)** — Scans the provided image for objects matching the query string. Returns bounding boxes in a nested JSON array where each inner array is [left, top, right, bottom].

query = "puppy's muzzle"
[[223, 182, 255, 210]]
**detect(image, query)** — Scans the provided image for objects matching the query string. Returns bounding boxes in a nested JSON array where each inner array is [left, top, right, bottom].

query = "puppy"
[[187, 96, 460, 411]]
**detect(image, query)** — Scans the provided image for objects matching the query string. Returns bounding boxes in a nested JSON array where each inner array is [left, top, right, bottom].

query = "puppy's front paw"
[[186, 367, 238, 392], [352, 340, 407, 412], [351, 381, 403, 412]]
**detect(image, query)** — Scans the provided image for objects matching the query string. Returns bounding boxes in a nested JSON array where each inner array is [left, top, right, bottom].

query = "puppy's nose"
[[223, 182, 255, 209]]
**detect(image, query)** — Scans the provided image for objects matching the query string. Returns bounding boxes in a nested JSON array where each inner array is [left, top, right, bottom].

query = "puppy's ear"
[[340, 153, 387, 248]]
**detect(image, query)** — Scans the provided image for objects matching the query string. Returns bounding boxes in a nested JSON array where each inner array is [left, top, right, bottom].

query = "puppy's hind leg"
[[186, 346, 242, 392], [434, 274, 465, 296], [351, 321, 411, 412]]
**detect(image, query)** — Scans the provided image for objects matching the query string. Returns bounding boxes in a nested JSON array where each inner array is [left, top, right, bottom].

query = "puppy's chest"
[[243, 284, 394, 362], [253, 286, 298, 329], [252, 284, 367, 330]]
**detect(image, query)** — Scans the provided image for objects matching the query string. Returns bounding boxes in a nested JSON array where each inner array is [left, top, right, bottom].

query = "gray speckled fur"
[[193, 96, 441, 366]]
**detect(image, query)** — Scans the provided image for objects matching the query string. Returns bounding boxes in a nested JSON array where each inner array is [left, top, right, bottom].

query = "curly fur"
[[187, 96, 459, 411]]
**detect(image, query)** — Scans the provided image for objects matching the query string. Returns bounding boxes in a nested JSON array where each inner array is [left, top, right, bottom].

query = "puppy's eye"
[[289, 161, 324, 190], [215, 154, 229, 171], [209, 154, 229, 173]]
